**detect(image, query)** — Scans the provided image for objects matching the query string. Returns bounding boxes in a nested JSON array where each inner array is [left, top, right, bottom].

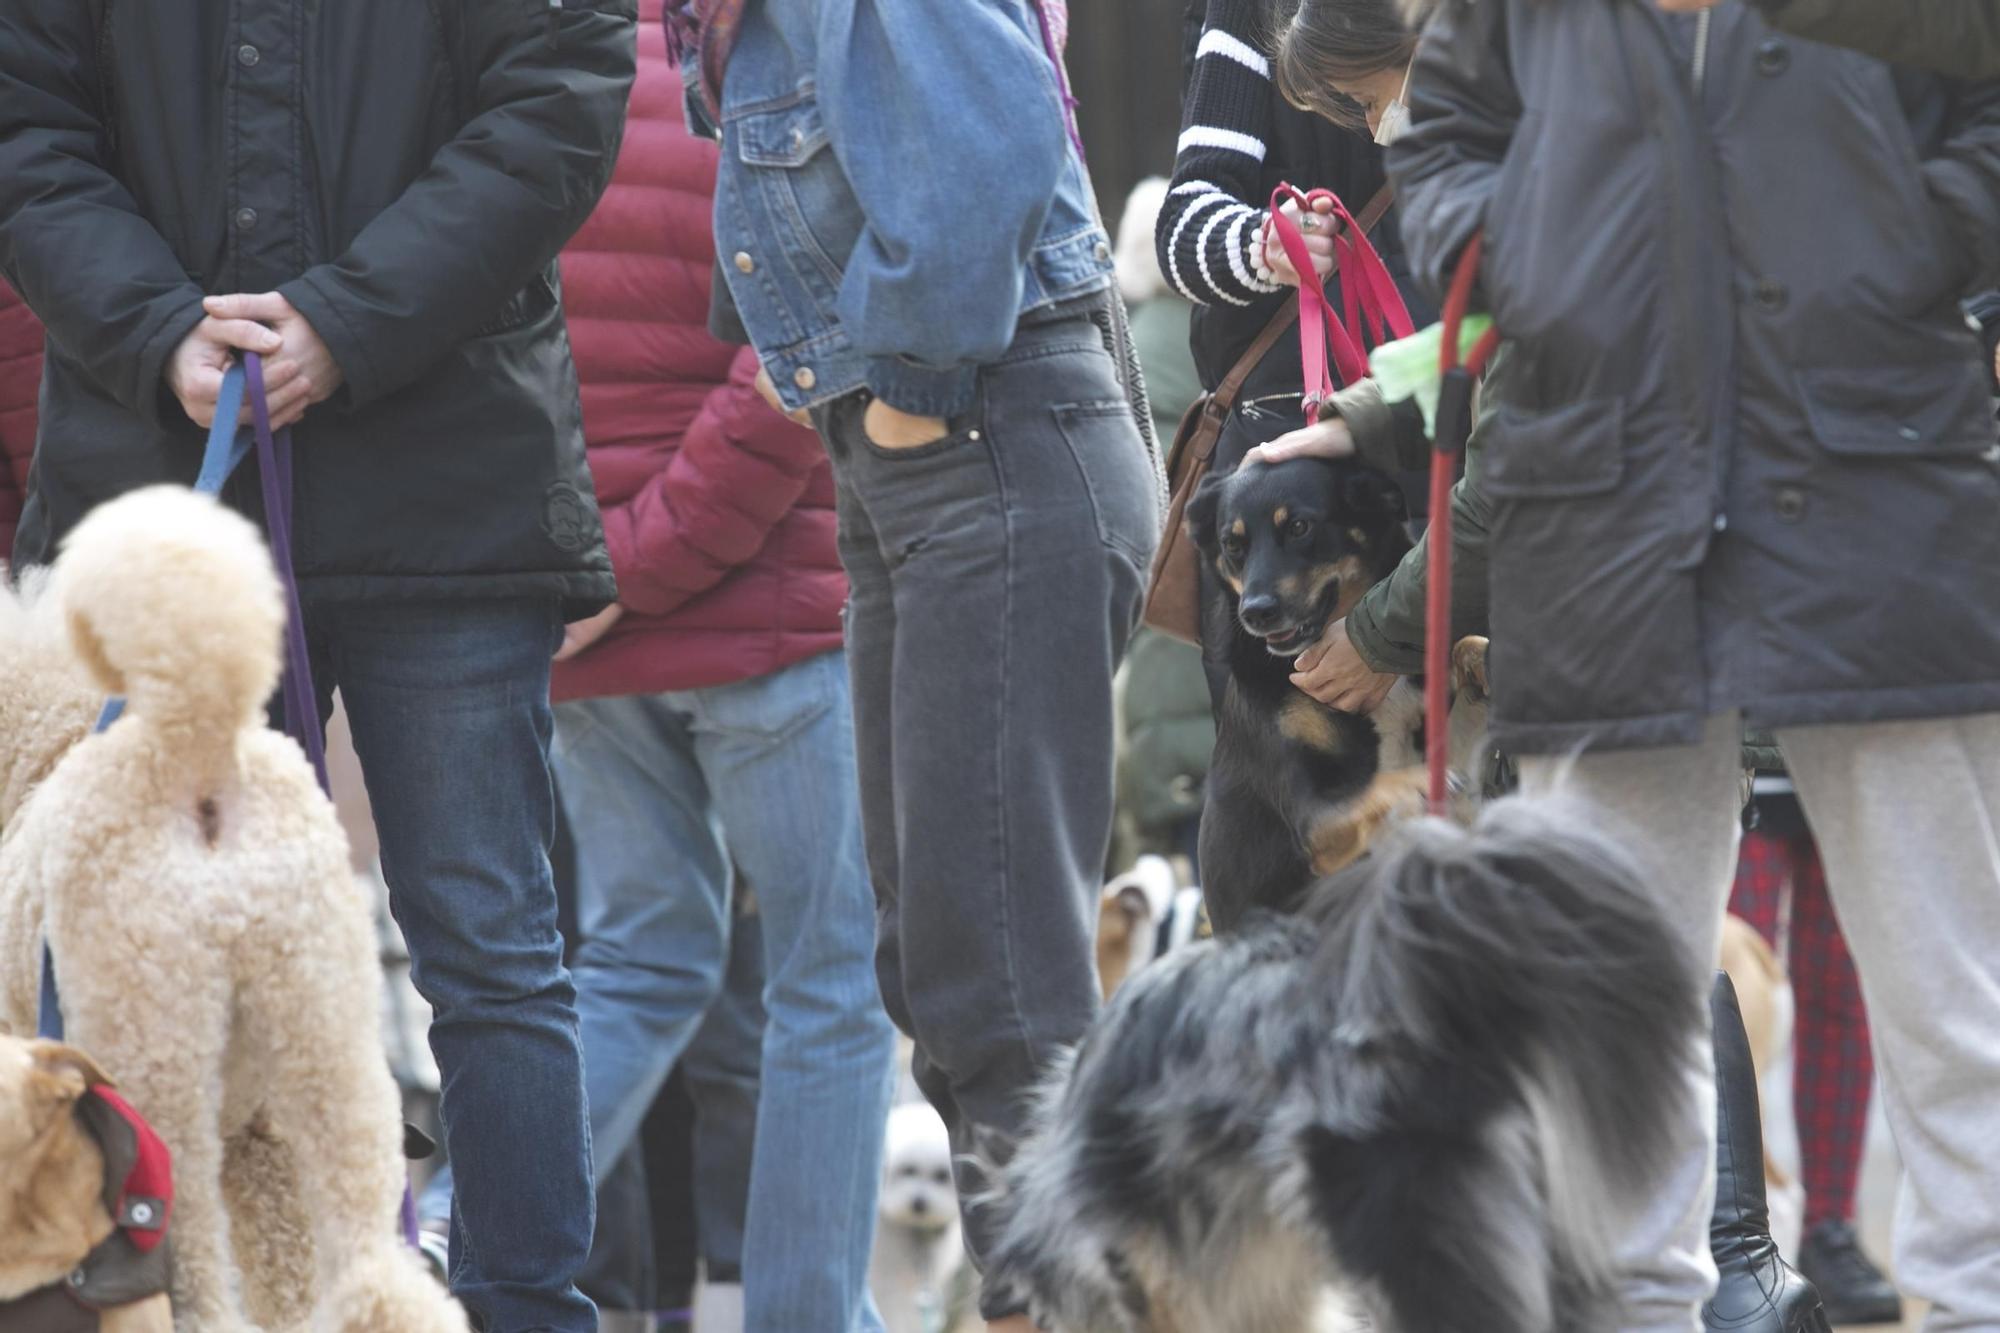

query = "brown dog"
[[0, 1036, 173, 1333]]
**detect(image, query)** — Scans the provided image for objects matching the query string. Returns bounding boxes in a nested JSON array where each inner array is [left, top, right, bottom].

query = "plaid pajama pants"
[[1730, 812, 1875, 1229]]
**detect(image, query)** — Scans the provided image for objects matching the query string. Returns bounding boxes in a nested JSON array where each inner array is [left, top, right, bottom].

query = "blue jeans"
[[305, 597, 595, 1333], [560, 650, 895, 1332]]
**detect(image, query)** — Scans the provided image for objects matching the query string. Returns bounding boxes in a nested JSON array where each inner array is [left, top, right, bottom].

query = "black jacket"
[[1392, 0, 2000, 753], [0, 0, 638, 614]]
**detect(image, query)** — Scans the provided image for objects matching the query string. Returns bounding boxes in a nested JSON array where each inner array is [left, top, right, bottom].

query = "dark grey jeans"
[[817, 304, 1159, 1319]]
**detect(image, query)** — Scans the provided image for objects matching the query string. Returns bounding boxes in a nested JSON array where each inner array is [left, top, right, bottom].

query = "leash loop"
[[1263, 183, 1416, 423]]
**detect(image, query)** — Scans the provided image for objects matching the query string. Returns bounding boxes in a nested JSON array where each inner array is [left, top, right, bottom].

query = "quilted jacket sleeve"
[[598, 346, 827, 617], [0, 284, 43, 561], [280, 0, 637, 409]]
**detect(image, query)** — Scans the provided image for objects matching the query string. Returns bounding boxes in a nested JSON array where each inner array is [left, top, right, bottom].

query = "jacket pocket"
[[474, 268, 560, 339], [727, 92, 856, 294], [735, 95, 831, 168], [1480, 396, 1627, 500], [1795, 358, 1997, 460]]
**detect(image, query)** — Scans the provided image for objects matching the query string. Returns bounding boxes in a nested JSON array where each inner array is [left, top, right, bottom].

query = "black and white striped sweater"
[[1160, 7, 1287, 309], [1160, 0, 1395, 390]]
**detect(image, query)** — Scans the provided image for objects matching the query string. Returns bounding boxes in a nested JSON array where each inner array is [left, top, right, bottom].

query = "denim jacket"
[[707, 0, 1115, 417]]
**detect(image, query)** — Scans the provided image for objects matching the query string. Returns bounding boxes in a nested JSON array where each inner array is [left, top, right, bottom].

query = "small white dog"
[[871, 1102, 971, 1333], [0, 488, 465, 1333]]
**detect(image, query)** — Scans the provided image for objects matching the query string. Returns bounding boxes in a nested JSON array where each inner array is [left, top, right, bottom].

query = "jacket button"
[[793, 366, 817, 391], [1751, 277, 1788, 313], [1756, 40, 1790, 75], [233, 207, 259, 231], [236, 44, 260, 68], [1094, 240, 1111, 261], [1775, 486, 1807, 522], [1898, 425, 1923, 442], [790, 127, 806, 150], [732, 251, 755, 274]]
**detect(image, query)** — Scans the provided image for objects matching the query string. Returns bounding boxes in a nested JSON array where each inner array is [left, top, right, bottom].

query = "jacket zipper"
[[1621, 2, 1729, 559], [547, 0, 563, 50]]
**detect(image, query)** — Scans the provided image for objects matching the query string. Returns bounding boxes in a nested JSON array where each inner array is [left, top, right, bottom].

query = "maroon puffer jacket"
[[551, 1, 842, 703], [0, 282, 40, 562]]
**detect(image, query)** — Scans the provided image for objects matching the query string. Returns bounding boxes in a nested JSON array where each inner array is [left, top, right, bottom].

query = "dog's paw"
[[1451, 635, 1490, 703]]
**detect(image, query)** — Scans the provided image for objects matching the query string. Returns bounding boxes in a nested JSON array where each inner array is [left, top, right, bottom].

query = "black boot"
[[1705, 972, 1833, 1333], [1798, 1220, 1902, 1326]]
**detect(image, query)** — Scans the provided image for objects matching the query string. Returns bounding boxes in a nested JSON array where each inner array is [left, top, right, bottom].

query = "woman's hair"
[[1273, 0, 1419, 128]]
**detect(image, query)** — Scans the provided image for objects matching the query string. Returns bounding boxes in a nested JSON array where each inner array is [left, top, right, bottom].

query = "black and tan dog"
[[1189, 455, 1486, 930]]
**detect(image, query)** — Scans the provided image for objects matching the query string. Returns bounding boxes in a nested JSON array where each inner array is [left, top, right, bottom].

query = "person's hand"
[[1245, 417, 1356, 468], [165, 315, 305, 429], [554, 603, 624, 662], [863, 397, 951, 450], [202, 292, 344, 428], [1291, 618, 1399, 713], [753, 363, 812, 426], [1654, 0, 1723, 9], [1263, 194, 1338, 288]]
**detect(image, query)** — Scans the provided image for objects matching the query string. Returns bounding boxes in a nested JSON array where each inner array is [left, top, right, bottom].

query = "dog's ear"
[[1341, 470, 1408, 520], [1185, 472, 1229, 552], [26, 1041, 106, 1131]]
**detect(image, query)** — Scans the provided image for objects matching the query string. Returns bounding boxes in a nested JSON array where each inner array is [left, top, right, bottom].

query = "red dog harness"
[[0, 1086, 175, 1332]]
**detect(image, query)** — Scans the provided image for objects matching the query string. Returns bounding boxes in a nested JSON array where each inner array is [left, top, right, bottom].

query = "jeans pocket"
[[690, 653, 841, 744], [858, 394, 987, 463], [1053, 399, 1161, 565]]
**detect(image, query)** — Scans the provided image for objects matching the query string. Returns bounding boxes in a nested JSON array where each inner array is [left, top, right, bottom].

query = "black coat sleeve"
[[1383, 0, 1523, 303], [0, 4, 208, 426], [1916, 72, 2000, 291], [279, 0, 638, 409]]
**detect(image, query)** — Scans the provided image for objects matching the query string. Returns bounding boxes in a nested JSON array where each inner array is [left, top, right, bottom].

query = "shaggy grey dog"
[[988, 799, 1703, 1333]]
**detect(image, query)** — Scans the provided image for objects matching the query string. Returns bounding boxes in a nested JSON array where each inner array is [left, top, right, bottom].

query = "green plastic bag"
[[1367, 314, 1494, 437]]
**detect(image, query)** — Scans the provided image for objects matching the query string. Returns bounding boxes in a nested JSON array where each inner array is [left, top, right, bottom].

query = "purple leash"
[[242, 355, 421, 1249], [242, 354, 330, 794]]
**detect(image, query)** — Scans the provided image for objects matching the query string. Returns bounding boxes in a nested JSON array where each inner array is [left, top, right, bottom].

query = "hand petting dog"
[[1291, 617, 1398, 714]]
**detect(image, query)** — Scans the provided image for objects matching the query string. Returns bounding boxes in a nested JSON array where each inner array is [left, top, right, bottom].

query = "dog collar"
[[0, 1087, 175, 1329]]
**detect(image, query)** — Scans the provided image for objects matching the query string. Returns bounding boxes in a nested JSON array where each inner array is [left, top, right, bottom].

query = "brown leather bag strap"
[[1208, 180, 1397, 415]]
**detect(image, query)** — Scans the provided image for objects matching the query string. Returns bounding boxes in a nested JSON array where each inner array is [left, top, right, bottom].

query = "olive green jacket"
[[1330, 367, 1499, 678], [1753, 0, 2000, 80]]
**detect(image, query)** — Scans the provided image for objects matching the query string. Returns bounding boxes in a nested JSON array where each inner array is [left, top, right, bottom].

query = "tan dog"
[[0, 489, 466, 1333], [0, 1036, 172, 1332]]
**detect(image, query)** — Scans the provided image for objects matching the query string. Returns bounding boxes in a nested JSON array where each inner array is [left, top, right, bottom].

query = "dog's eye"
[[1284, 517, 1311, 540], [1221, 533, 1247, 558], [932, 1168, 953, 1186]]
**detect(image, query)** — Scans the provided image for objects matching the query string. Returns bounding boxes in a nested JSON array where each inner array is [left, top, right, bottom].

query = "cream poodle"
[[0, 487, 466, 1333]]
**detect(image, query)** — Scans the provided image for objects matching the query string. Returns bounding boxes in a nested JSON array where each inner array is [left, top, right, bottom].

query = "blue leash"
[[37, 362, 265, 1041]]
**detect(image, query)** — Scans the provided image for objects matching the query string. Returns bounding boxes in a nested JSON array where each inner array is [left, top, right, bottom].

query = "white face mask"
[[1373, 67, 1415, 147]]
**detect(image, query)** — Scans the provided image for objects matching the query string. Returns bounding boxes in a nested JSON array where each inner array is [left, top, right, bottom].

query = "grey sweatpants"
[[1522, 710, 2000, 1333], [816, 306, 1160, 1321]]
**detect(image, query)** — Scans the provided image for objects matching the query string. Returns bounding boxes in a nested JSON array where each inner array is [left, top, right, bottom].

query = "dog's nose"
[[910, 1196, 929, 1216], [1239, 594, 1282, 634]]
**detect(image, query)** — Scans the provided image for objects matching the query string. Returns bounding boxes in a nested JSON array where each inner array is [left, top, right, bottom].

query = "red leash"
[[1426, 235, 1500, 814], [1262, 184, 1415, 422]]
